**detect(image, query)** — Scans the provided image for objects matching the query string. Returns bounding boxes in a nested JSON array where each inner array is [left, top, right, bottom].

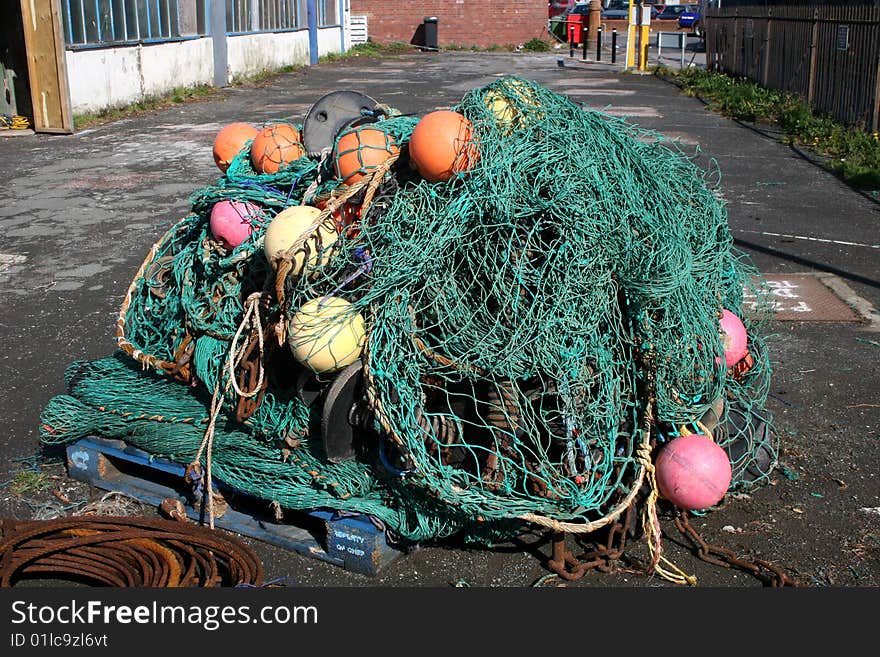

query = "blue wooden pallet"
[[65, 436, 403, 576]]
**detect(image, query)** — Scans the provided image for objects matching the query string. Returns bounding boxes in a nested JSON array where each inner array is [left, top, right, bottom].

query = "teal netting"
[[40, 77, 778, 545]]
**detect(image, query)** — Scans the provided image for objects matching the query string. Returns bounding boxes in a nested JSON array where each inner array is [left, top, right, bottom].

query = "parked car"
[[601, 0, 631, 20], [570, 1, 591, 16], [602, 1, 660, 21], [657, 4, 689, 21], [678, 5, 704, 36]]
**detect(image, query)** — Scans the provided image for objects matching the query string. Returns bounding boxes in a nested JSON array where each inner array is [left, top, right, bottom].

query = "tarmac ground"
[[1, 49, 878, 589]]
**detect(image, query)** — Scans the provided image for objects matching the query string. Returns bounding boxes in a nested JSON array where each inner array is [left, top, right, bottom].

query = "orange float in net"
[[408, 110, 478, 183], [334, 125, 400, 186], [213, 122, 259, 173], [250, 123, 306, 174]]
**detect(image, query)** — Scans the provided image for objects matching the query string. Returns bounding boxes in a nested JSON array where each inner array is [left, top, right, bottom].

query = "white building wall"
[[226, 30, 311, 82], [65, 47, 143, 114], [317, 26, 343, 57], [140, 39, 215, 99], [65, 26, 347, 115]]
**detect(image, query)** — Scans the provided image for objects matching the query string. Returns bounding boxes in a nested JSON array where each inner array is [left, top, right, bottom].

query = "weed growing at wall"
[[74, 84, 219, 131], [521, 38, 551, 52]]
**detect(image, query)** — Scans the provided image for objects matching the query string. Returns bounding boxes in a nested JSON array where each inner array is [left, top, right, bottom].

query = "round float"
[[287, 296, 366, 374], [409, 110, 478, 183]]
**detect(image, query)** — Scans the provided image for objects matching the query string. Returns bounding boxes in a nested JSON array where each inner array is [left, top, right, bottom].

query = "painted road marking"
[[656, 131, 700, 146], [0, 253, 26, 274], [550, 79, 620, 87], [746, 273, 869, 323], [736, 229, 879, 250], [594, 106, 663, 118], [565, 88, 637, 96]]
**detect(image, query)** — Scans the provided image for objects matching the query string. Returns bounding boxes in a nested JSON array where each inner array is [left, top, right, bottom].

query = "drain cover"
[[745, 273, 864, 322]]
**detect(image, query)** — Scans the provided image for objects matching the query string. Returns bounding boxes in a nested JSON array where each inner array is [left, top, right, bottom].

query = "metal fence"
[[705, 3, 880, 131], [61, 0, 338, 46]]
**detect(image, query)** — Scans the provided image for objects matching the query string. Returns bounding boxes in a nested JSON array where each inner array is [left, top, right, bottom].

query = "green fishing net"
[[40, 77, 777, 546]]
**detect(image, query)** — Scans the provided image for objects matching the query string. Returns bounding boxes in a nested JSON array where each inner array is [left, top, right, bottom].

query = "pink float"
[[209, 200, 265, 250], [655, 434, 732, 510], [719, 309, 748, 368]]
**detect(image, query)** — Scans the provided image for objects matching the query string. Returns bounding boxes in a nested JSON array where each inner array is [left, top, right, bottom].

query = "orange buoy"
[[334, 126, 399, 186], [250, 123, 306, 174], [213, 122, 259, 172], [408, 110, 478, 183]]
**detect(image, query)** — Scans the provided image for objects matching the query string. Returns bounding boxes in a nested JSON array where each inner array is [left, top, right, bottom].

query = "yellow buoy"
[[263, 205, 338, 273], [484, 89, 518, 125], [483, 79, 542, 132], [287, 297, 366, 374]]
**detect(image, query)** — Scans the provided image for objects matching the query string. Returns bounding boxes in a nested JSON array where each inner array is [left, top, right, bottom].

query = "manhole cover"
[[744, 273, 865, 322]]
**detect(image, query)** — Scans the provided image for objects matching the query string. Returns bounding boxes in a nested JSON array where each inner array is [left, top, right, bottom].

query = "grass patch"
[[7, 470, 54, 496], [320, 41, 414, 62], [231, 64, 301, 86], [333, 40, 517, 54], [73, 83, 221, 131], [657, 65, 880, 190], [444, 43, 517, 52], [521, 38, 552, 52]]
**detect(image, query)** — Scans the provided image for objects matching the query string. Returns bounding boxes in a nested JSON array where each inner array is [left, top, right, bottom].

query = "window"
[[60, 0, 328, 45], [257, 0, 300, 30], [60, 0, 210, 46], [318, 0, 339, 27], [228, 0, 303, 32]]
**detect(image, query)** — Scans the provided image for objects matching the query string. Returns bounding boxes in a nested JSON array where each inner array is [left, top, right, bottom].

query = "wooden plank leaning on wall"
[[19, 0, 73, 133]]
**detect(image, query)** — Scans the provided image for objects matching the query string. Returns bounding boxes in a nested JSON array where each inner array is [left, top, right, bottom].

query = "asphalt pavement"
[[1, 49, 878, 588]]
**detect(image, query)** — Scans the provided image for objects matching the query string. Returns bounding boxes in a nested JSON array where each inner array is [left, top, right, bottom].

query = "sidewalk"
[[1, 50, 877, 587]]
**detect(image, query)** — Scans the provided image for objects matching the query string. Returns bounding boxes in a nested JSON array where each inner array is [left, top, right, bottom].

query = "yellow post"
[[625, 0, 637, 68]]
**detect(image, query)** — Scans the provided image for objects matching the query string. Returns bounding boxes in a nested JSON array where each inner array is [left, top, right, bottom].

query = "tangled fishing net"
[[39, 77, 779, 578]]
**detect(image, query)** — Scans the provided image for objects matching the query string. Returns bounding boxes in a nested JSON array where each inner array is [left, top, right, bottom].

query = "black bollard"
[[569, 25, 575, 58], [597, 28, 602, 61], [582, 31, 588, 60], [611, 28, 617, 64]]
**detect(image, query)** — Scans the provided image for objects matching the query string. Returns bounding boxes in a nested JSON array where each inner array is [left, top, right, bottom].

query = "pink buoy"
[[719, 309, 748, 368], [209, 200, 265, 250], [655, 434, 732, 510]]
